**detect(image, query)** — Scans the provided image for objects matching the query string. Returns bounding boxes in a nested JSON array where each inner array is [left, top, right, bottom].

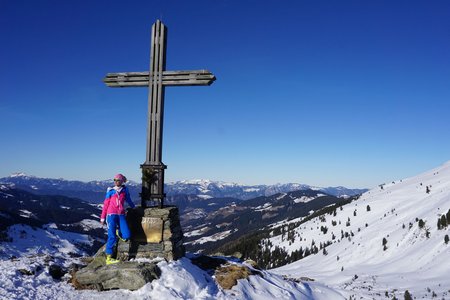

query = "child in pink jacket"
[[100, 173, 135, 264]]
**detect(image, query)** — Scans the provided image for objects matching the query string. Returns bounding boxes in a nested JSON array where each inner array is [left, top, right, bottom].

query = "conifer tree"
[[304, 247, 311, 257], [404, 290, 412, 300], [418, 219, 425, 229]]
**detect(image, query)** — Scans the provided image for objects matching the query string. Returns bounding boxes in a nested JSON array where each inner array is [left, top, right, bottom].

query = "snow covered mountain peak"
[[174, 179, 240, 188], [10, 172, 35, 178]]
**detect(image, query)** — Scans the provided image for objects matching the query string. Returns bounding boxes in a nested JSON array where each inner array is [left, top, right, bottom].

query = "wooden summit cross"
[[103, 20, 215, 208]]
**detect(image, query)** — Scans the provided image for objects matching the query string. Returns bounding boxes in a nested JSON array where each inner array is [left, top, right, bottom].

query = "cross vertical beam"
[[148, 20, 166, 165], [141, 20, 167, 208], [103, 20, 215, 209]]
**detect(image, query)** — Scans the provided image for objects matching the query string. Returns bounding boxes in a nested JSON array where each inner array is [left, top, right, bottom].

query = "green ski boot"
[[106, 254, 119, 265]]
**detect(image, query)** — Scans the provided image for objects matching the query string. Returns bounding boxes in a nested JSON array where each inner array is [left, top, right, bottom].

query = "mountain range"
[[0, 178, 351, 256], [0, 173, 364, 255], [0, 173, 367, 203]]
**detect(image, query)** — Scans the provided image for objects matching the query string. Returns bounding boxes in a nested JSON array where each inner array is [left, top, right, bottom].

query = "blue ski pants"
[[105, 214, 131, 255]]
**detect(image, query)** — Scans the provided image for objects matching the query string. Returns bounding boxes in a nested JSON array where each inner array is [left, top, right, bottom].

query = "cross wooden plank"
[[103, 20, 215, 208], [103, 70, 215, 87]]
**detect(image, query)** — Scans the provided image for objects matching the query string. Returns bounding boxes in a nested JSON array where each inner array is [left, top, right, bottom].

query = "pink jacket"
[[100, 185, 135, 221]]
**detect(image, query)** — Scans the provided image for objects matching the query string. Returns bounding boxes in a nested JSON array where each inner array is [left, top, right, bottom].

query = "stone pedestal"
[[116, 206, 185, 261]]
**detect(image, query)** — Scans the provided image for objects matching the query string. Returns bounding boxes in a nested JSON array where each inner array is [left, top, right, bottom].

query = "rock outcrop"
[[72, 249, 161, 291], [190, 255, 262, 290]]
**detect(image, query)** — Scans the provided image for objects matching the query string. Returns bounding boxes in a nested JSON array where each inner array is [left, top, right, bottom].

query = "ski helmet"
[[114, 173, 127, 183]]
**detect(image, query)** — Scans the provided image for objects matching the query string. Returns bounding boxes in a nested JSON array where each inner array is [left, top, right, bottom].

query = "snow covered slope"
[[0, 224, 344, 299], [270, 161, 450, 299]]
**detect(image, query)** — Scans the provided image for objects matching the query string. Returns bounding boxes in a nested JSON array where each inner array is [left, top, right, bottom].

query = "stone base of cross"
[[116, 206, 185, 261], [103, 20, 215, 208]]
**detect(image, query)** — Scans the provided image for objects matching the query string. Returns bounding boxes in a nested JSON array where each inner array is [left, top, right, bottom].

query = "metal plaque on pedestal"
[[141, 217, 164, 243]]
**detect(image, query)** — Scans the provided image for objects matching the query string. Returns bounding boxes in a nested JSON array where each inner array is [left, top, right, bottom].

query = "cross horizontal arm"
[[103, 70, 216, 87]]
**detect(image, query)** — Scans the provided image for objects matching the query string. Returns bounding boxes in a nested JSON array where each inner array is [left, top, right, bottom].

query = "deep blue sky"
[[1, 0, 449, 188]]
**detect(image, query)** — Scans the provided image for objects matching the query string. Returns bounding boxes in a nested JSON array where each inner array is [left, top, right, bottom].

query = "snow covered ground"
[[0, 224, 344, 299], [0, 224, 93, 259], [271, 161, 450, 299], [3, 161, 449, 299]]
